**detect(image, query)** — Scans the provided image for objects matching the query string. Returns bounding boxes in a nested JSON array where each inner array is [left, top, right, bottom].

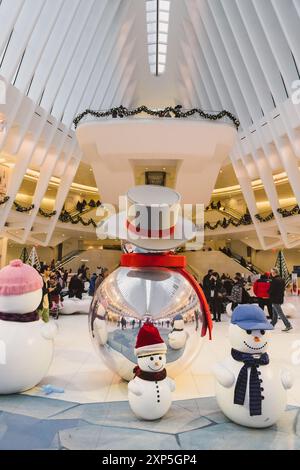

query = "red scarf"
[[133, 366, 167, 382], [121, 253, 213, 339], [0, 311, 40, 323]]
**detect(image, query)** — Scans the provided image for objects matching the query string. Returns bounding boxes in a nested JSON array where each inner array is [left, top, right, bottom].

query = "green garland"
[[59, 210, 97, 228], [13, 201, 34, 212], [10, 198, 300, 231], [255, 213, 274, 223], [39, 208, 57, 218], [73, 105, 240, 130], [204, 213, 252, 230], [277, 205, 300, 218], [0, 196, 9, 206]]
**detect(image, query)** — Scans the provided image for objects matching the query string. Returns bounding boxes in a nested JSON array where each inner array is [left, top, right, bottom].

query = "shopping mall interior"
[[0, 0, 300, 453]]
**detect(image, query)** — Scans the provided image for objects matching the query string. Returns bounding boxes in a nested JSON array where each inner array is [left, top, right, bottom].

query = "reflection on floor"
[[0, 296, 300, 449], [0, 395, 299, 450], [21, 296, 300, 406], [107, 327, 185, 363]]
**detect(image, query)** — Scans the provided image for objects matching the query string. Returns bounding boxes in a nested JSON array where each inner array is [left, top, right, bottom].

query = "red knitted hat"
[[134, 322, 167, 356]]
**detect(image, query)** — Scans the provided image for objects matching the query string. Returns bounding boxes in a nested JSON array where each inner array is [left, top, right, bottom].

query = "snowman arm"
[[41, 322, 58, 340], [212, 363, 235, 388], [167, 377, 176, 392], [281, 369, 294, 390], [128, 380, 143, 396]]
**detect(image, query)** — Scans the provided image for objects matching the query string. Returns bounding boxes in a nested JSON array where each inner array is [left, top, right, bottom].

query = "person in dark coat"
[[202, 269, 214, 301], [223, 276, 233, 296], [269, 268, 292, 331], [209, 272, 224, 322], [69, 274, 84, 299], [89, 273, 98, 297]]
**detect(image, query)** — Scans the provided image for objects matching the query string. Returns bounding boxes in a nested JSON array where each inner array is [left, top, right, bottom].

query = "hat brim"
[[233, 321, 274, 331], [135, 344, 168, 357], [97, 211, 196, 251]]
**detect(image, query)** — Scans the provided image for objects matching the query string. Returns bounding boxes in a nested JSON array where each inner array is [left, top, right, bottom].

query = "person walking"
[[253, 273, 272, 319], [89, 273, 98, 297], [269, 268, 293, 332], [230, 276, 243, 311]]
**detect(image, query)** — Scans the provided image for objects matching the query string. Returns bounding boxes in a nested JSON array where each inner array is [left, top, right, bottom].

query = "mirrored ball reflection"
[[89, 267, 206, 381]]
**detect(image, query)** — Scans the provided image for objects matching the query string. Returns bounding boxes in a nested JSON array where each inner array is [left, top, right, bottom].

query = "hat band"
[[126, 220, 175, 239]]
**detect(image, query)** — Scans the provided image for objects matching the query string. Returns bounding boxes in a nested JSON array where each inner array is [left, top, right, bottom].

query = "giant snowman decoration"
[[128, 322, 175, 420], [90, 186, 213, 381], [213, 305, 293, 428], [0, 260, 57, 394]]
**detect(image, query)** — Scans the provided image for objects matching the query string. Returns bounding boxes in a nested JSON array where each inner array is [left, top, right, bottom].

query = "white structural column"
[[0, 238, 8, 269]]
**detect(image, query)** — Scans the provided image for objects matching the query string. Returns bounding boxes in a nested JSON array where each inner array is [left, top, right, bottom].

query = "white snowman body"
[[214, 324, 293, 428], [128, 352, 175, 420], [168, 317, 188, 350], [92, 303, 108, 345], [168, 330, 188, 350], [0, 261, 57, 394]]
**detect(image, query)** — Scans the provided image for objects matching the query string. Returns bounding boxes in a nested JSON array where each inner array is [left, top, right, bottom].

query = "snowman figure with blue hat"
[[213, 304, 293, 428]]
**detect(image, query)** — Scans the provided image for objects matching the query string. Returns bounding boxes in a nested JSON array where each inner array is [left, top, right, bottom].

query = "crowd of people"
[[201, 268, 293, 332], [35, 262, 109, 322], [34, 257, 293, 334]]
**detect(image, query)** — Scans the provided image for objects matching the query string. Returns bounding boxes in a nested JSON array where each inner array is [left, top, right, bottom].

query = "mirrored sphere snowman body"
[[214, 305, 293, 428], [89, 266, 205, 381]]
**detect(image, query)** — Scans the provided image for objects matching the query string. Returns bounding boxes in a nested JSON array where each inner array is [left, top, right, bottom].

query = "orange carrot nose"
[[155, 362, 160, 366], [254, 337, 260, 342]]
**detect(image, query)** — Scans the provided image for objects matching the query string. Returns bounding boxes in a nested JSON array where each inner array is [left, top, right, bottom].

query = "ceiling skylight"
[[146, 0, 170, 76]]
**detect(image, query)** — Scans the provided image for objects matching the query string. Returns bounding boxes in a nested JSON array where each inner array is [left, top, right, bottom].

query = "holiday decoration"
[[278, 205, 300, 218], [281, 302, 297, 319], [0, 260, 57, 394], [255, 213, 274, 223], [89, 185, 212, 381], [59, 209, 97, 227], [20, 247, 29, 263], [168, 314, 188, 350], [13, 201, 34, 212], [128, 322, 175, 420], [39, 208, 57, 218], [213, 305, 293, 428], [275, 251, 291, 288], [27, 247, 41, 271], [0, 195, 9, 206], [73, 105, 240, 130]]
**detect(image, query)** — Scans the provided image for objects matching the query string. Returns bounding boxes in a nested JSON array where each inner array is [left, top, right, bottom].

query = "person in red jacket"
[[253, 273, 272, 318]]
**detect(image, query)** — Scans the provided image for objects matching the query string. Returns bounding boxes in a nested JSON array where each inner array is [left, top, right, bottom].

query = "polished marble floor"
[[22, 296, 300, 407], [0, 395, 299, 450], [0, 297, 300, 449]]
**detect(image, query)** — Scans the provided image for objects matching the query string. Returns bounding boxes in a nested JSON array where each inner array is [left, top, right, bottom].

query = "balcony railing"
[[73, 105, 240, 130]]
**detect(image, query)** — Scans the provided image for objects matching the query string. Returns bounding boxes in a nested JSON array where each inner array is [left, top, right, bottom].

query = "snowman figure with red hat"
[[128, 322, 175, 420], [0, 260, 57, 394]]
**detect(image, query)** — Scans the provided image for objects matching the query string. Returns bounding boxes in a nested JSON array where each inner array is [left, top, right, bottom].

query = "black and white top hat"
[[97, 185, 195, 251]]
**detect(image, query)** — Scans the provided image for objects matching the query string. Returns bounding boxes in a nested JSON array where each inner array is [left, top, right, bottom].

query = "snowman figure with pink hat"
[[128, 322, 175, 420], [0, 260, 57, 394]]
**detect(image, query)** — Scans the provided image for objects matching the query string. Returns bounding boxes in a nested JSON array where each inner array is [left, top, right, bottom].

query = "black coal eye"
[[246, 330, 252, 335], [150, 357, 154, 361], [260, 330, 265, 335], [159, 356, 162, 360]]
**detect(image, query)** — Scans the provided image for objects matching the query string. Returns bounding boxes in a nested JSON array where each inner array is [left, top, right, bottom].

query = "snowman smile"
[[148, 365, 163, 371], [243, 341, 267, 350]]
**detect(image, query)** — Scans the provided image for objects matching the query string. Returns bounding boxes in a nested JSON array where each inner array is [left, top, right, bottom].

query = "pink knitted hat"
[[0, 260, 43, 296]]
